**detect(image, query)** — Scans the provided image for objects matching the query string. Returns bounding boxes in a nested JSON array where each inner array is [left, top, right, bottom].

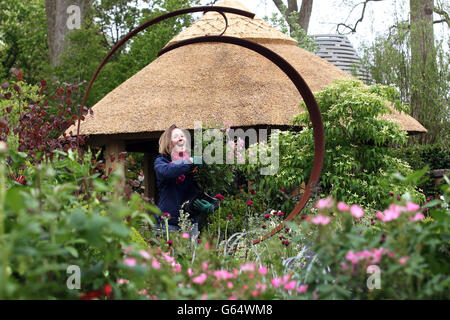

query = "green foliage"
[[291, 173, 450, 299], [0, 0, 49, 83], [393, 141, 450, 196], [360, 22, 449, 144], [53, 0, 200, 107], [193, 121, 238, 196], [241, 79, 424, 210], [0, 147, 156, 299]]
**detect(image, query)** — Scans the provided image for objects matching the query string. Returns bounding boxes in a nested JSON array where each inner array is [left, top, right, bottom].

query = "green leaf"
[[65, 246, 79, 258]]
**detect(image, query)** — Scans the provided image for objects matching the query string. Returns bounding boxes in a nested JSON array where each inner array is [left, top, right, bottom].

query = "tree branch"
[[336, 0, 385, 35], [433, 6, 449, 27]]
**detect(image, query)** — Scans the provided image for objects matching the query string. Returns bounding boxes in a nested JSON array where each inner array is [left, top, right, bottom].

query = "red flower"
[[246, 200, 253, 205], [261, 225, 267, 229], [214, 194, 225, 201], [282, 241, 290, 246], [250, 190, 256, 195], [280, 188, 285, 193], [227, 215, 233, 220], [79, 290, 102, 300], [162, 213, 171, 220], [10, 173, 26, 185], [264, 214, 271, 219], [277, 211, 285, 217], [234, 196, 240, 200], [285, 227, 290, 232], [167, 240, 173, 246], [103, 284, 113, 298]]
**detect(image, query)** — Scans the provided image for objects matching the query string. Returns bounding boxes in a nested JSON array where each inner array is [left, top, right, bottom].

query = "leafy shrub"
[[393, 141, 450, 196], [241, 79, 425, 211], [0, 146, 156, 299]]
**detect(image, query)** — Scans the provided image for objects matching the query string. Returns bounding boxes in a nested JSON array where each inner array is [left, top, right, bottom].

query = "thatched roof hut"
[[64, 0, 426, 200]]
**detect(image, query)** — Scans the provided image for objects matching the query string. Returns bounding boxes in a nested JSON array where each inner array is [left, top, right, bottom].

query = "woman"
[[154, 124, 216, 236]]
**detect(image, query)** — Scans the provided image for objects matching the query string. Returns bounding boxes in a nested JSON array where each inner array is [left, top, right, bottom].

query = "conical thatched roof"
[[65, 0, 426, 137]]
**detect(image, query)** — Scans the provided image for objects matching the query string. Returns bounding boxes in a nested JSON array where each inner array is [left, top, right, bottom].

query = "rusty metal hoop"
[[76, 6, 325, 247]]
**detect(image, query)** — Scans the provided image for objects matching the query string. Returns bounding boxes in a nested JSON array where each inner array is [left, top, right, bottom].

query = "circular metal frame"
[[76, 6, 325, 247]]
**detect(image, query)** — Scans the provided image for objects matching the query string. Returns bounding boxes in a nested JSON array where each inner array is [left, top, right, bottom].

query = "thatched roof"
[[64, 0, 426, 137]]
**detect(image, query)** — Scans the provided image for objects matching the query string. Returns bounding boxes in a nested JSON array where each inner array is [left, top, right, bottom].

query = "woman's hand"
[[193, 199, 213, 214]]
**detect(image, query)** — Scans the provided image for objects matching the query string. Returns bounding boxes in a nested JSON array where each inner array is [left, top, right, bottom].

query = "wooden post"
[[105, 140, 126, 185], [143, 152, 157, 204]]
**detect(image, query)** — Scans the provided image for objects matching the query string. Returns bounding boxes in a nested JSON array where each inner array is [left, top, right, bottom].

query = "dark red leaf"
[[3, 92, 11, 100]]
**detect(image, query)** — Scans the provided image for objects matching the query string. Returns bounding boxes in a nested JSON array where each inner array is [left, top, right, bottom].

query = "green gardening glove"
[[193, 199, 213, 214]]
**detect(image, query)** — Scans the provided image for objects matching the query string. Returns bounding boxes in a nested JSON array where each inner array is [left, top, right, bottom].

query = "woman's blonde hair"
[[158, 125, 191, 156]]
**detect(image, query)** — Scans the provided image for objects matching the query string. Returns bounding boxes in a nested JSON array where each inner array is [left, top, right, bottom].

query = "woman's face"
[[171, 128, 187, 154]]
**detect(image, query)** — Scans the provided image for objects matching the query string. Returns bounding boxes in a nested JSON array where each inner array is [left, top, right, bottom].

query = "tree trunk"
[[298, 0, 313, 32], [45, 0, 94, 67], [409, 0, 437, 144], [272, 0, 314, 33]]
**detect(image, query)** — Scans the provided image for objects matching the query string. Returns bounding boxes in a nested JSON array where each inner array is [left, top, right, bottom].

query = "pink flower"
[[182, 232, 190, 239], [123, 258, 136, 267], [139, 250, 150, 260], [406, 202, 420, 212], [315, 197, 334, 209], [311, 214, 331, 225], [350, 205, 364, 218], [187, 268, 193, 277], [201, 293, 208, 300], [410, 212, 425, 221], [173, 263, 182, 273], [214, 270, 234, 280], [117, 279, 129, 284], [251, 290, 259, 297], [138, 288, 148, 295], [283, 280, 297, 291], [297, 285, 308, 293], [227, 281, 233, 289], [202, 262, 209, 271], [152, 259, 161, 269], [337, 202, 349, 211], [346, 251, 359, 265], [376, 212, 384, 220], [264, 214, 271, 219], [398, 256, 409, 265], [271, 277, 283, 288], [240, 263, 255, 272], [246, 200, 253, 205], [193, 273, 207, 285], [258, 266, 268, 275]]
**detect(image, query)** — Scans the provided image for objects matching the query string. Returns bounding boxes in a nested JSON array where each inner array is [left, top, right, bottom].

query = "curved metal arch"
[[159, 35, 324, 246], [76, 6, 325, 247]]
